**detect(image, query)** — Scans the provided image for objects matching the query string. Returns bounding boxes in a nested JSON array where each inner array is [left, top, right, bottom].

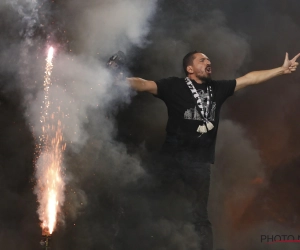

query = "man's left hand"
[[282, 52, 300, 74]]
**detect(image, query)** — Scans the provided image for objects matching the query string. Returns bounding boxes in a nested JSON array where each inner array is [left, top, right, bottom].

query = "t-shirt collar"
[[189, 78, 209, 87]]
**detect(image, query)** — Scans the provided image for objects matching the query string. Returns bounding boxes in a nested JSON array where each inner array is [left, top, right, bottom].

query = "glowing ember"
[[35, 46, 65, 235]]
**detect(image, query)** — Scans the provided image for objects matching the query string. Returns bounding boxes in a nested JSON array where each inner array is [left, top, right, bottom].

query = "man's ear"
[[187, 65, 193, 74]]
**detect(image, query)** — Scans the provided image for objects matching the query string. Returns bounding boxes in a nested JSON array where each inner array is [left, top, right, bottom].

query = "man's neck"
[[187, 75, 203, 84]]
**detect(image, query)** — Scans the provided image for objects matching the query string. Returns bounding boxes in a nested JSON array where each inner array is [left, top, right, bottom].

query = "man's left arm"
[[235, 53, 300, 91]]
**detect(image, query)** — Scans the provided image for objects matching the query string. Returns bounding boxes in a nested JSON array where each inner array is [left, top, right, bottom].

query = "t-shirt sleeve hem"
[[153, 80, 161, 98], [229, 79, 237, 96]]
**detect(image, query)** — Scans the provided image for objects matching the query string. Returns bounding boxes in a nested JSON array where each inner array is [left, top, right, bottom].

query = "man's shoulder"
[[154, 77, 185, 99], [208, 79, 236, 89], [209, 79, 237, 98], [209, 79, 236, 84], [156, 76, 184, 83]]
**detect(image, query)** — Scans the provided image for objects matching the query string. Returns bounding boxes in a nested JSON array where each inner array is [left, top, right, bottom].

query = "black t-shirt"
[[155, 77, 236, 163]]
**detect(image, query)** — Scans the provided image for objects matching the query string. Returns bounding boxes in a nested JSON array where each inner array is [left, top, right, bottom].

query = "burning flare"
[[35, 46, 66, 235]]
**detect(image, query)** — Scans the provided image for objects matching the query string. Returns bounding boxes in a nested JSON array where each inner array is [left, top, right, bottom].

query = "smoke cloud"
[[0, 0, 300, 249]]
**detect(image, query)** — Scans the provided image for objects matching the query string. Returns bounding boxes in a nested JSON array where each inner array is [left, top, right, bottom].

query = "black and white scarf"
[[185, 77, 214, 134]]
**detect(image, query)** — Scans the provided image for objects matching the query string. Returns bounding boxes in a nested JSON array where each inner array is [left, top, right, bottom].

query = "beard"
[[195, 69, 212, 82], [197, 74, 212, 82]]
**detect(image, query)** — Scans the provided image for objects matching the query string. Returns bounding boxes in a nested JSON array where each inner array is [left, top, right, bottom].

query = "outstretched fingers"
[[291, 53, 300, 62]]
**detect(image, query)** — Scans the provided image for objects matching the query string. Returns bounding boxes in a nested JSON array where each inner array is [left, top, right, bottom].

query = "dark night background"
[[0, 0, 300, 249]]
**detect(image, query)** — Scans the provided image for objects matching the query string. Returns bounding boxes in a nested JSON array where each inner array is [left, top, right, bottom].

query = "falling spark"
[[35, 46, 65, 235]]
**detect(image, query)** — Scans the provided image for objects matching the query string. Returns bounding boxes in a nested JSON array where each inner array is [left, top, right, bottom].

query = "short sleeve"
[[212, 80, 236, 105], [154, 77, 178, 100]]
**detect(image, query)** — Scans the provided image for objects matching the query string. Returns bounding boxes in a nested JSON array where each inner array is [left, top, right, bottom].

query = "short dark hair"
[[182, 50, 200, 76]]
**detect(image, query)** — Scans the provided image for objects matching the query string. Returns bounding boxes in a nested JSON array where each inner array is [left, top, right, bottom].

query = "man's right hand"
[[126, 77, 157, 94], [106, 51, 127, 80]]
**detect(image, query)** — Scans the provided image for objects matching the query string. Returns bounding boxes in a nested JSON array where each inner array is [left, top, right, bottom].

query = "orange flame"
[[35, 47, 65, 235]]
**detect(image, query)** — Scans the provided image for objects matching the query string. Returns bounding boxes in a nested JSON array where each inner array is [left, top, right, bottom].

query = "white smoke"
[[6, 0, 158, 234], [62, 0, 157, 55], [11, 0, 39, 38]]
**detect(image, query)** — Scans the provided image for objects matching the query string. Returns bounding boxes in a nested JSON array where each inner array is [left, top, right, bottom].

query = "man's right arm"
[[126, 77, 157, 95]]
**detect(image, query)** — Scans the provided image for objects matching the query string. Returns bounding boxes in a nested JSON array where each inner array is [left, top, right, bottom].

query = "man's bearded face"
[[191, 53, 212, 81]]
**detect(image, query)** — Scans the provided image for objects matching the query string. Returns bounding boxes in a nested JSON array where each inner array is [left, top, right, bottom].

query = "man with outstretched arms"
[[126, 51, 299, 250]]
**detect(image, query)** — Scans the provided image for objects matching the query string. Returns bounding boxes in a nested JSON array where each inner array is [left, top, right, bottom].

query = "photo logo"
[[261, 235, 300, 244]]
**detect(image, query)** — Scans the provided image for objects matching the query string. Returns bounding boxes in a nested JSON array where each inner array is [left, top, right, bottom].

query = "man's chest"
[[166, 84, 216, 110]]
